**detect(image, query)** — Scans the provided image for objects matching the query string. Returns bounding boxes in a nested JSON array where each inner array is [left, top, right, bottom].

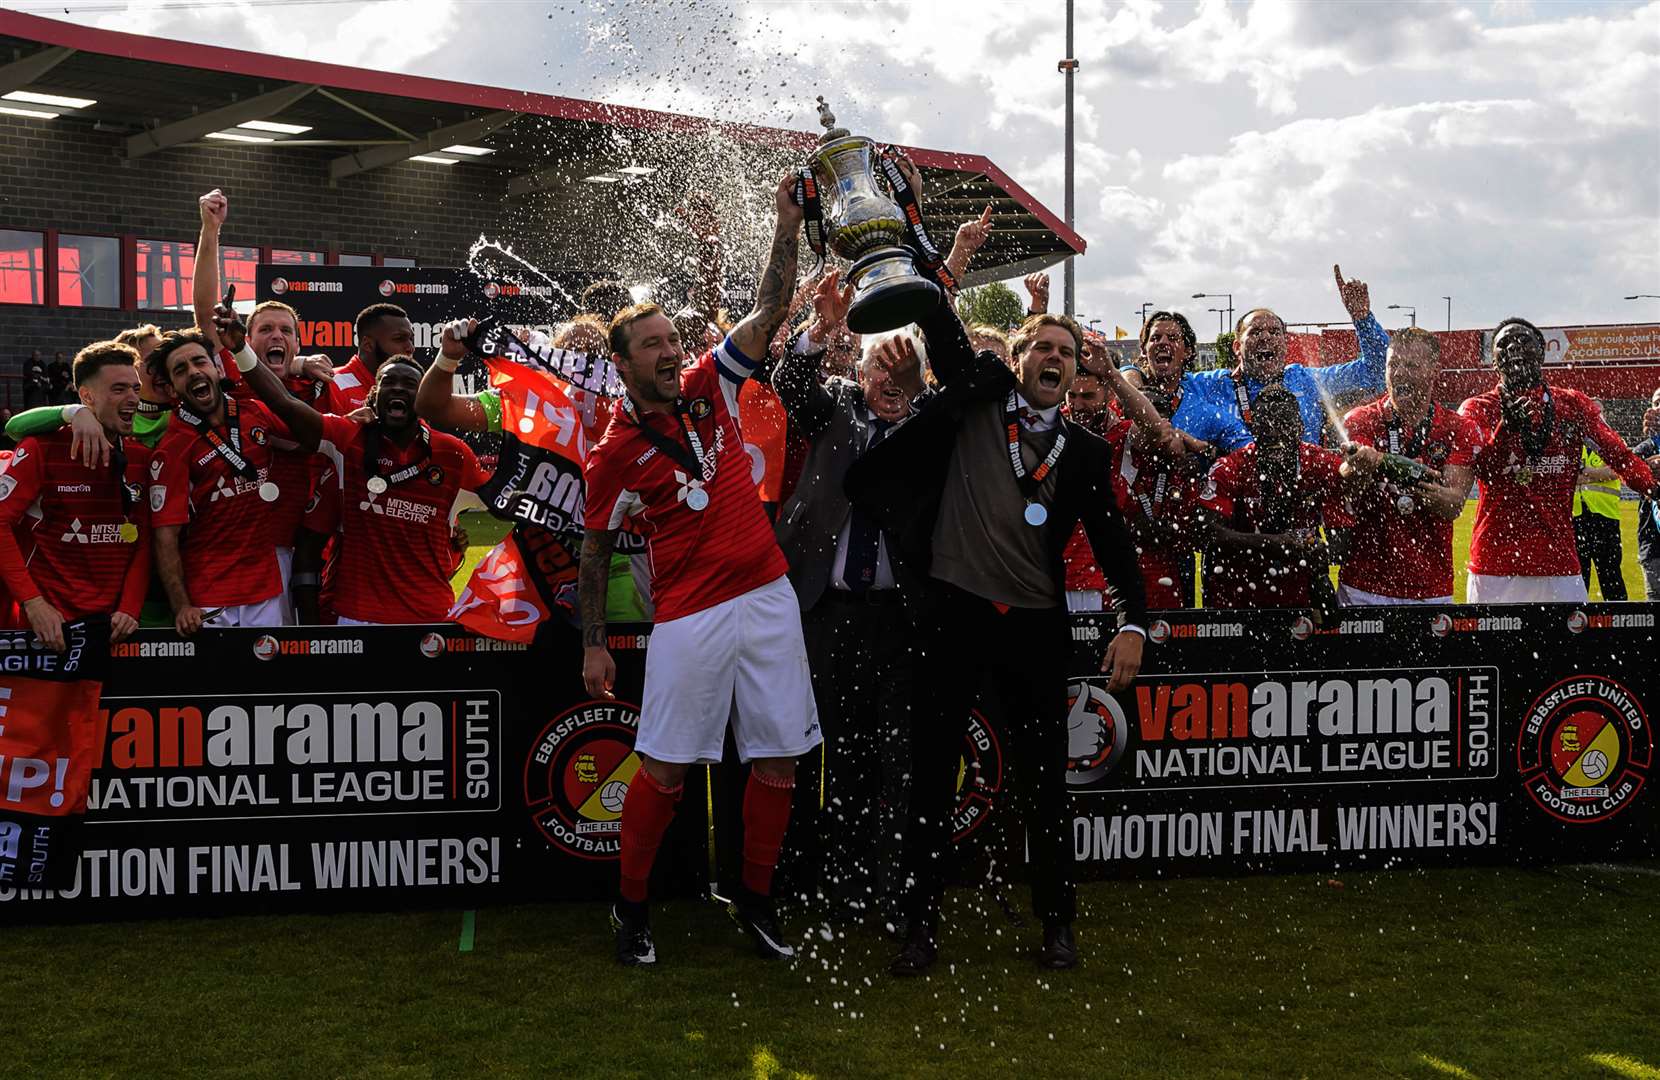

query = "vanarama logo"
[[483, 281, 554, 299], [269, 279, 341, 294], [427, 633, 527, 655], [252, 635, 364, 660], [952, 709, 1004, 842], [1517, 674, 1650, 824], [1567, 609, 1655, 634], [524, 699, 642, 860], [1290, 615, 1384, 641], [1431, 612, 1521, 637], [112, 640, 195, 658], [1149, 618, 1244, 644], [380, 281, 450, 296], [1066, 681, 1129, 785]]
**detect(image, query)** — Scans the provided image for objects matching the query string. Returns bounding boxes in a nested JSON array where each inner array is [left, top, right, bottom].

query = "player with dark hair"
[[1457, 316, 1656, 603], [580, 279, 636, 323], [0, 341, 150, 648], [326, 303, 416, 415], [1199, 385, 1358, 609], [579, 173, 814, 967]]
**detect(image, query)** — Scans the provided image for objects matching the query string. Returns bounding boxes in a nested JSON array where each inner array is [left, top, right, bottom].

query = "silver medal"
[[685, 487, 710, 512], [1395, 494, 1416, 515], [1024, 502, 1048, 527], [367, 476, 389, 495], [258, 482, 280, 503]]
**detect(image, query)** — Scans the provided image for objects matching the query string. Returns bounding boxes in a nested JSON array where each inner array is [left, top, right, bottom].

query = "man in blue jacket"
[[1172, 265, 1389, 450]]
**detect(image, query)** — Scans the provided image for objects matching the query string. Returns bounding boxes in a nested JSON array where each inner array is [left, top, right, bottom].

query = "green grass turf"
[[4, 865, 1657, 1077]]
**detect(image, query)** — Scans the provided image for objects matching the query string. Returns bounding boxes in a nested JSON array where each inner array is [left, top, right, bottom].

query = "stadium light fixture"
[[441, 144, 494, 156], [237, 120, 312, 135], [3, 89, 96, 109], [0, 105, 57, 120], [410, 154, 460, 165], [1625, 294, 1660, 300], [206, 131, 275, 143]]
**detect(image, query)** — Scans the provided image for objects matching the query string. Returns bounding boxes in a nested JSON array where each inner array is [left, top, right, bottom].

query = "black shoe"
[[611, 902, 656, 967], [887, 921, 938, 978], [1039, 922, 1078, 970], [727, 886, 796, 960]]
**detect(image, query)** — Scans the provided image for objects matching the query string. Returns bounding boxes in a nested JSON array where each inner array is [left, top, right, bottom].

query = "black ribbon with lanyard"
[[1387, 403, 1437, 458], [1004, 391, 1066, 526], [620, 395, 713, 510], [109, 436, 139, 542], [176, 397, 257, 481], [1501, 385, 1555, 485], [876, 146, 958, 291], [363, 423, 431, 495], [1135, 467, 1171, 523], [793, 167, 828, 271]]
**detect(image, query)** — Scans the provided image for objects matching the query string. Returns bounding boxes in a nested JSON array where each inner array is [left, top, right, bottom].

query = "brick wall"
[[0, 114, 517, 400]]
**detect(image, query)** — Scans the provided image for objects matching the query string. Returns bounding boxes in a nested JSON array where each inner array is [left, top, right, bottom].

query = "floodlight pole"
[[1060, 0, 1077, 317]]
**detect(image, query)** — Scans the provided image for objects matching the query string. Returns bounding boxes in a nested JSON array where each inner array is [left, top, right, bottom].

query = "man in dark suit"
[[773, 272, 925, 919], [847, 293, 1149, 975]]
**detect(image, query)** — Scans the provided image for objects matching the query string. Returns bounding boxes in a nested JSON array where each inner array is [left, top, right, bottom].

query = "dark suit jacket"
[[771, 344, 876, 611], [843, 294, 1149, 629]]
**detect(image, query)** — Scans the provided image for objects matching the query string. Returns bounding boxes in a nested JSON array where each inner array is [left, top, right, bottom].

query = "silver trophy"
[[806, 97, 940, 334]]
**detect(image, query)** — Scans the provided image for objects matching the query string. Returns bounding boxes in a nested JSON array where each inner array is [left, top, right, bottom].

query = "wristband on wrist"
[[232, 343, 259, 374], [287, 354, 306, 378], [434, 354, 461, 373], [62, 403, 86, 423]]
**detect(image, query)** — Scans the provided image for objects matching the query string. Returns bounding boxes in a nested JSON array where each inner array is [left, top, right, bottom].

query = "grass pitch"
[[3, 865, 1657, 1077]]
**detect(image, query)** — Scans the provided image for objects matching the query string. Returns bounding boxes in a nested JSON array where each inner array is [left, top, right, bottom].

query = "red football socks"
[[741, 769, 796, 897], [618, 767, 682, 903]]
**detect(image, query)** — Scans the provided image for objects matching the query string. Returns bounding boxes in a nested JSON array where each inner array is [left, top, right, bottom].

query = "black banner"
[[0, 604, 1653, 922], [255, 264, 606, 366]]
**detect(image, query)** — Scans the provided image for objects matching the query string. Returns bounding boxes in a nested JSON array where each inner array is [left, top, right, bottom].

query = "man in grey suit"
[[773, 272, 926, 920]]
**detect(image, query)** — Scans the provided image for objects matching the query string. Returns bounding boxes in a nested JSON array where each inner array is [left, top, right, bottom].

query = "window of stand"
[[0, 229, 45, 305], [136, 240, 260, 310], [272, 249, 325, 266], [338, 253, 373, 267], [57, 234, 122, 308], [382, 256, 417, 268]]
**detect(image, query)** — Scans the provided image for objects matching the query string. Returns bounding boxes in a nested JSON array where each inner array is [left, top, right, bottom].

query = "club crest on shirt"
[[426, 465, 445, 486], [249, 427, 268, 446], [688, 397, 712, 421], [150, 457, 164, 479]]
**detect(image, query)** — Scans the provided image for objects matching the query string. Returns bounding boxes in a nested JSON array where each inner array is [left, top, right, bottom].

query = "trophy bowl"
[[807, 99, 940, 335]]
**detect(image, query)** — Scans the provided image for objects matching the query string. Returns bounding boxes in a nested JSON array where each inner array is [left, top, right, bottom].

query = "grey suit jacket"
[[772, 351, 879, 611]]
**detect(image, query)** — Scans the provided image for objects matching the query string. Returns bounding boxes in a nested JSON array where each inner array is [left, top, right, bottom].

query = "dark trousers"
[[905, 578, 1074, 930], [1575, 512, 1628, 601], [795, 590, 913, 903]]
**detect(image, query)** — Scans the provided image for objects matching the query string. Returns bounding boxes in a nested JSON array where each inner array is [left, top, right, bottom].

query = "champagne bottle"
[[1343, 442, 1432, 487]]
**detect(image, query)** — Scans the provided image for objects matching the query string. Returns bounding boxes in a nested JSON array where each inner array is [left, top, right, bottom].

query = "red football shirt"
[[1107, 420, 1199, 610], [582, 338, 788, 623], [227, 372, 326, 548], [0, 431, 151, 622], [311, 416, 489, 623], [1199, 443, 1352, 609], [1460, 384, 1657, 577], [151, 396, 285, 607], [1340, 401, 1481, 599], [323, 355, 375, 416]]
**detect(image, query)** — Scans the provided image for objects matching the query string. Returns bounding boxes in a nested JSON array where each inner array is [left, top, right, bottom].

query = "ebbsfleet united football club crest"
[[951, 708, 1004, 843], [1517, 674, 1650, 825], [524, 700, 642, 860]]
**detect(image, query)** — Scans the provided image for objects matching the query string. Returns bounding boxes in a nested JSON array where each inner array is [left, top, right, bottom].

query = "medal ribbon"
[[621, 396, 712, 483], [176, 397, 256, 480], [876, 147, 958, 292], [110, 435, 135, 520], [1228, 368, 1254, 427], [793, 167, 828, 270], [1004, 391, 1066, 498], [1387, 403, 1436, 458], [364, 423, 432, 490], [1135, 468, 1170, 522]]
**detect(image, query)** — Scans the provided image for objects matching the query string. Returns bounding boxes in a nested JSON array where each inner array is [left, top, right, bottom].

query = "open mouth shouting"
[[185, 372, 217, 411], [1036, 364, 1064, 392], [263, 345, 289, 373]]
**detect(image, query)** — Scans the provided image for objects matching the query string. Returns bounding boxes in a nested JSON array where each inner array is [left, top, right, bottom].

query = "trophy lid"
[[815, 95, 851, 143]]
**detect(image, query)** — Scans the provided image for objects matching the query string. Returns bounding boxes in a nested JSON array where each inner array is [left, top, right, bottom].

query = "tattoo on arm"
[[733, 219, 800, 358], [578, 527, 616, 647]]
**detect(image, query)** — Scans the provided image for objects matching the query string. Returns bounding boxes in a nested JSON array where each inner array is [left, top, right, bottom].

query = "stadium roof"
[[0, 9, 1083, 286]]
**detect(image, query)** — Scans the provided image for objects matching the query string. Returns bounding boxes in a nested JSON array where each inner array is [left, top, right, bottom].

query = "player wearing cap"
[[1458, 317, 1657, 604], [1337, 327, 1480, 605], [0, 341, 150, 648], [579, 173, 815, 967]]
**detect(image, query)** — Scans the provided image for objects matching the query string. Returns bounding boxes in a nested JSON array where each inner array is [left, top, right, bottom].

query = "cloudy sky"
[[36, 0, 1660, 334]]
